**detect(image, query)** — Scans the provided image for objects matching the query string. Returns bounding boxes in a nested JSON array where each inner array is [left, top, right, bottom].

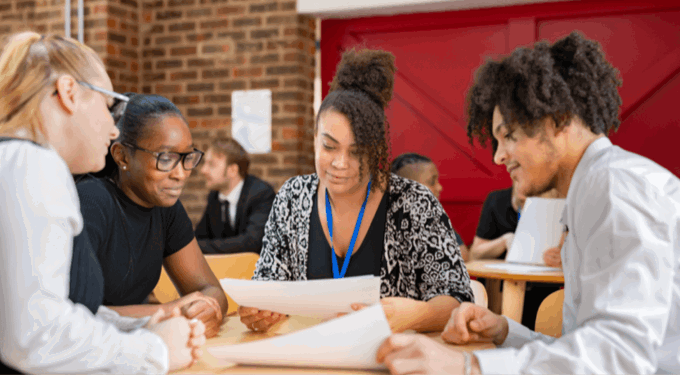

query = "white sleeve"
[[95, 306, 151, 332], [474, 171, 675, 374], [0, 144, 169, 374]]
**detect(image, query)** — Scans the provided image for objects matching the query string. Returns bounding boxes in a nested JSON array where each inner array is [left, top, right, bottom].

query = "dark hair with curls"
[[466, 31, 623, 148], [390, 153, 432, 174], [94, 93, 187, 178], [317, 48, 396, 191]]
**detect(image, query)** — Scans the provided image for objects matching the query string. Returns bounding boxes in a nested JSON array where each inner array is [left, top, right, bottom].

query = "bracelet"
[[463, 351, 472, 375]]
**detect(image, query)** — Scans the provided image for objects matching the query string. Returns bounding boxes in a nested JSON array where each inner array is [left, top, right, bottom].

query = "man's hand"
[[441, 302, 508, 346], [377, 334, 481, 375]]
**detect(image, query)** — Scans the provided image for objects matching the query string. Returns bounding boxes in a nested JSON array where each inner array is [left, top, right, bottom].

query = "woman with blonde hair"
[[0, 32, 204, 374]]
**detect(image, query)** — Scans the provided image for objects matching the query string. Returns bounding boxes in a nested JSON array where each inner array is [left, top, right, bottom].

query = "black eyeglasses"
[[122, 142, 204, 172]]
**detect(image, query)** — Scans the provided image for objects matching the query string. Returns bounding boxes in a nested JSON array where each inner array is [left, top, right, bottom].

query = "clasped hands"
[[376, 302, 508, 375], [168, 291, 223, 338]]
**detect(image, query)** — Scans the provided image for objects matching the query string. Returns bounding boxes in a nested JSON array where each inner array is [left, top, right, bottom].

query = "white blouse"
[[475, 137, 680, 374], [0, 140, 169, 374]]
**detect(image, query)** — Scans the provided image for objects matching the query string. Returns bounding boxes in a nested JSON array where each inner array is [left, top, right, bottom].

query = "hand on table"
[[349, 297, 423, 333], [238, 306, 287, 332], [377, 334, 481, 375], [146, 307, 206, 371], [168, 291, 223, 338], [441, 302, 508, 345], [543, 246, 562, 268]]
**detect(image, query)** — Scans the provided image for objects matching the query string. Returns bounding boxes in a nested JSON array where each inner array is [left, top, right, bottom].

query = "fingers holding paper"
[[238, 306, 287, 332]]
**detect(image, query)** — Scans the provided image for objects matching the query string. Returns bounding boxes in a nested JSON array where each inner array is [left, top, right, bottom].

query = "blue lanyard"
[[325, 180, 372, 279], [517, 209, 521, 221]]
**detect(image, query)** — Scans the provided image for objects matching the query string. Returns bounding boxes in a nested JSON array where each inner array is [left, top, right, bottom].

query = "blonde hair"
[[0, 32, 103, 143]]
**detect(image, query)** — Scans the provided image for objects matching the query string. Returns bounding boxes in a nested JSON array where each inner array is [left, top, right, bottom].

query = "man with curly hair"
[[377, 31, 680, 374]]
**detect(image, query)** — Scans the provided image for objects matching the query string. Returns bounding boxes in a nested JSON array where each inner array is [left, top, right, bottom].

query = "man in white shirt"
[[376, 31, 680, 375], [196, 137, 275, 254]]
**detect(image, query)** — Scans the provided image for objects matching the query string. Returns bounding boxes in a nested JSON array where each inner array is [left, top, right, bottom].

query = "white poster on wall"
[[231, 89, 272, 154]]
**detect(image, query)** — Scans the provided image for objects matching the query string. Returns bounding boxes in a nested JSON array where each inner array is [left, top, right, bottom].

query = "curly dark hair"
[[317, 48, 396, 191], [466, 31, 623, 148]]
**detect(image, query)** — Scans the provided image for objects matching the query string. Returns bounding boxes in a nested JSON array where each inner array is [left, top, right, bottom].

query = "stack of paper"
[[207, 304, 391, 370], [219, 276, 381, 318]]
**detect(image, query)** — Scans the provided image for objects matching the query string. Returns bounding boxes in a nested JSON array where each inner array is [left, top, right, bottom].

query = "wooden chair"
[[534, 289, 564, 338], [470, 279, 488, 308], [152, 253, 260, 315]]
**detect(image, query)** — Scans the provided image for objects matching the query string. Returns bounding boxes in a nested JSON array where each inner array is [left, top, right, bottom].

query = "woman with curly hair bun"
[[239, 49, 473, 333], [378, 32, 680, 375]]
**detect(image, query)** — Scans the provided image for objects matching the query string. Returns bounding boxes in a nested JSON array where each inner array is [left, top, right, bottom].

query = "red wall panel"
[[321, 1, 680, 244]]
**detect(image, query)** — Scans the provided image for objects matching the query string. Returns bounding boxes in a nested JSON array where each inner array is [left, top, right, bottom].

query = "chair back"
[[534, 289, 564, 338], [152, 253, 260, 315], [470, 279, 488, 308]]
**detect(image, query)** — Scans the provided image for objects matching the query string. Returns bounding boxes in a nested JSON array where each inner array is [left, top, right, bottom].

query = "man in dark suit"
[[196, 137, 275, 254]]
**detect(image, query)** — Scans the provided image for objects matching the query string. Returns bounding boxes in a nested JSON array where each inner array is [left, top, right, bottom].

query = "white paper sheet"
[[506, 197, 566, 264], [206, 304, 391, 370], [220, 276, 381, 318], [484, 263, 561, 273]]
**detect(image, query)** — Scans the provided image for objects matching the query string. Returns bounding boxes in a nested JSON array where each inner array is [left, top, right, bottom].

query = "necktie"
[[220, 200, 234, 237]]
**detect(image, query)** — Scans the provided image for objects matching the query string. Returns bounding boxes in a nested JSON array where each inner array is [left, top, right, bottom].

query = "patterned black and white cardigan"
[[253, 173, 474, 304]]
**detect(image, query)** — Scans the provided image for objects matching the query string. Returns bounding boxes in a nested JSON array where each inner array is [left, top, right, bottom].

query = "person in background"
[[239, 48, 473, 334], [391, 152, 470, 259], [468, 184, 525, 261], [378, 31, 680, 374], [196, 137, 276, 255], [0, 31, 204, 374], [73, 93, 228, 338]]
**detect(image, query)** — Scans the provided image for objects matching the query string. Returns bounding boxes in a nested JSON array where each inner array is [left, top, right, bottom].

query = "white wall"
[[298, 0, 570, 18]]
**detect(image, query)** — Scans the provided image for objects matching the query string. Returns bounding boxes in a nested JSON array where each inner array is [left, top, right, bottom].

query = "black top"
[[475, 187, 519, 259], [68, 229, 105, 314], [196, 175, 276, 255], [307, 191, 388, 279], [74, 177, 195, 306]]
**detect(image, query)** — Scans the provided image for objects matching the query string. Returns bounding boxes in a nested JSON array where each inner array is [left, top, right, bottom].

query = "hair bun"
[[329, 49, 396, 109]]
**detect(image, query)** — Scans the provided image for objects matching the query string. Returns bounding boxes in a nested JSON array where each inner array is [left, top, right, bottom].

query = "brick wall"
[[0, 0, 316, 225], [141, 0, 316, 223]]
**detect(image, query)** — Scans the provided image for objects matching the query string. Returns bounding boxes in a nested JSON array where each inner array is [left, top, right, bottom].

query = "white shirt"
[[475, 137, 680, 374], [218, 179, 244, 228], [0, 140, 169, 374]]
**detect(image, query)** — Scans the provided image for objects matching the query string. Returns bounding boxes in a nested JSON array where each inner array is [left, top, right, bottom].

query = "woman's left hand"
[[351, 297, 424, 333]]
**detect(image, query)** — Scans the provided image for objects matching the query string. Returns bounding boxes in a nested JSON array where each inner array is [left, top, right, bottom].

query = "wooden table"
[[174, 314, 495, 374], [465, 260, 564, 323]]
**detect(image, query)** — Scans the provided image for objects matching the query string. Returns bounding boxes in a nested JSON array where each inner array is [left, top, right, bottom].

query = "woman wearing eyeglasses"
[[72, 93, 228, 338], [0, 32, 204, 374]]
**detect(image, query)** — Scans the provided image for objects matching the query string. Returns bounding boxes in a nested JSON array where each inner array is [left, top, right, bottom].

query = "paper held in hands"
[[206, 304, 391, 370], [219, 276, 381, 318], [505, 197, 566, 268]]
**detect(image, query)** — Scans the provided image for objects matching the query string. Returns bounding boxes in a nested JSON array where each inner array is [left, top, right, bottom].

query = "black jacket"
[[196, 175, 275, 254]]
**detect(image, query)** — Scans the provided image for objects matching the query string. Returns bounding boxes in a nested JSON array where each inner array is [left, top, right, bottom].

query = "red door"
[[321, 1, 680, 245]]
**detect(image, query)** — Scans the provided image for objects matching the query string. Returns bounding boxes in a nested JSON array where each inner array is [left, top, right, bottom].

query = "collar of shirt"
[[218, 179, 244, 207], [561, 137, 613, 225]]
